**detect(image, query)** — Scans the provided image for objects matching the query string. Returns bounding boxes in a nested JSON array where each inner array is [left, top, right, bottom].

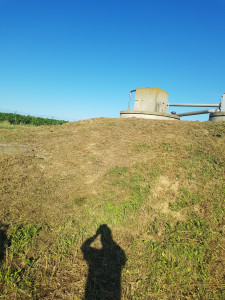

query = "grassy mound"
[[0, 118, 224, 299]]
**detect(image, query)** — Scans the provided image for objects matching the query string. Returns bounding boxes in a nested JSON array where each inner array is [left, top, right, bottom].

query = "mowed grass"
[[0, 118, 224, 299]]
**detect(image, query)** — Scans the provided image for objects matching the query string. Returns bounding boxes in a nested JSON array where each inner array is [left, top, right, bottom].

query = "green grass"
[[1, 157, 224, 298], [169, 188, 203, 211], [0, 125, 16, 130], [138, 212, 224, 299]]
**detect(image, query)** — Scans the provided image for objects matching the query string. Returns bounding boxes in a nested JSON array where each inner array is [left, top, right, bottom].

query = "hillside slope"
[[0, 118, 224, 299]]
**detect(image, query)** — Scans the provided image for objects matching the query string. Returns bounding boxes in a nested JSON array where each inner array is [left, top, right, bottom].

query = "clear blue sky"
[[0, 0, 224, 121]]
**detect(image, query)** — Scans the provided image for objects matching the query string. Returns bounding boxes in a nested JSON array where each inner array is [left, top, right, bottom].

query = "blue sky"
[[0, 0, 224, 121]]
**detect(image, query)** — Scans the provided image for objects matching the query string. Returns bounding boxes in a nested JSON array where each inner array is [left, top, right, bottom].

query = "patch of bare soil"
[[0, 143, 33, 154]]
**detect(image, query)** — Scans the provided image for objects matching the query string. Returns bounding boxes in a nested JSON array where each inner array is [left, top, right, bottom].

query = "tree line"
[[0, 112, 68, 126]]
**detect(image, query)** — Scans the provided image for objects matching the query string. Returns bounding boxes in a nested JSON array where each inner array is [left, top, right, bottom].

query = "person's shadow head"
[[81, 224, 126, 300], [97, 224, 112, 249]]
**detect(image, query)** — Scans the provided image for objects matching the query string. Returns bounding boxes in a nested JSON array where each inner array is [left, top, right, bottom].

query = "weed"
[[169, 188, 202, 211], [72, 197, 86, 206], [103, 184, 148, 224], [133, 143, 151, 152], [161, 142, 174, 152], [141, 214, 223, 298], [148, 165, 161, 180]]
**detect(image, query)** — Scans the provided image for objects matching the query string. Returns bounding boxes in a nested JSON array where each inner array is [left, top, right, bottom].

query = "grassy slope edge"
[[0, 118, 224, 299]]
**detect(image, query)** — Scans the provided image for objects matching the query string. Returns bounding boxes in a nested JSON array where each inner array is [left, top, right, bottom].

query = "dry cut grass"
[[0, 118, 224, 299]]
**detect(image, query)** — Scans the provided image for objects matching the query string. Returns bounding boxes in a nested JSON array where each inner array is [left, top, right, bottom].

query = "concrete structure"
[[220, 93, 225, 111], [209, 93, 225, 122], [121, 87, 225, 122], [134, 88, 168, 113], [120, 87, 178, 121], [209, 111, 225, 122], [170, 93, 225, 122], [120, 110, 179, 120]]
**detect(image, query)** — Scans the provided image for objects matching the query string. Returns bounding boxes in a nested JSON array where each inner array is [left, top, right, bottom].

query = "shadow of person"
[[81, 224, 126, 300], [0, 225, 8, 263]]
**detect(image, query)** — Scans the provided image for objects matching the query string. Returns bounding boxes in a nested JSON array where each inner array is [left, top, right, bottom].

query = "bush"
[[0, 112, 68, 126]]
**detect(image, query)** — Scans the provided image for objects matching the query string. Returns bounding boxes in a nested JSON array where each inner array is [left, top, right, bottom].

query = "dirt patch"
[[0, 143, 34, 154], [150, 175, 184, 220]]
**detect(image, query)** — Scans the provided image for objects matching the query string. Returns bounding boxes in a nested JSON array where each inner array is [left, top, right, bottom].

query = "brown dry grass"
[[0, 118, 224, 299]]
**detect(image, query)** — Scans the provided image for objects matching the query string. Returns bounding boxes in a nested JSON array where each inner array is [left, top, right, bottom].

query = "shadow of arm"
[[81, 234, 98, 259]]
